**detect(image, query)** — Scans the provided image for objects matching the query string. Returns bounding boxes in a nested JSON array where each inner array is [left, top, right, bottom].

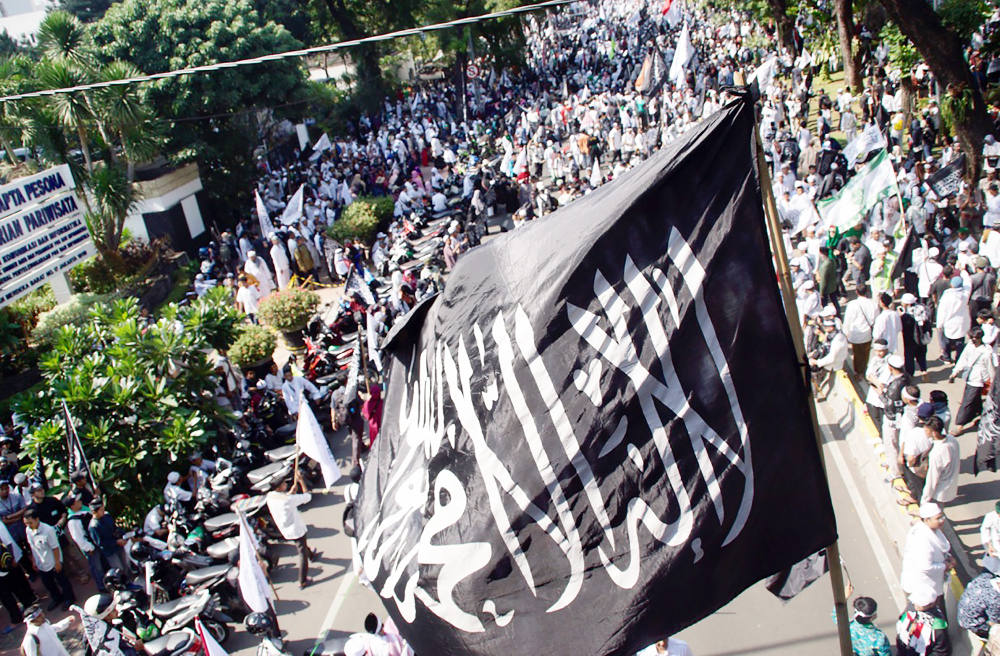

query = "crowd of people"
[[7, 0, 1000, 652]]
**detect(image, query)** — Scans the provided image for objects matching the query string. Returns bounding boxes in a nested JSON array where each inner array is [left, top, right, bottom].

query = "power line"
[[0, 0, 572, 103]]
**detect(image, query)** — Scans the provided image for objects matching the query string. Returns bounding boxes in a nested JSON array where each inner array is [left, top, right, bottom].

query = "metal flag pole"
[[753, 120, 855, 656]]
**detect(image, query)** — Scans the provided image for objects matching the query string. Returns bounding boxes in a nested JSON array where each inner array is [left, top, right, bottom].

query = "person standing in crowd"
[[936, 277, 971, 365], [0, 520, 35, 624], [958, 570, 1000, 640], [88, 499, 129, 575], [899, 293, 932, 379], [874, 293, 901, 356], [901, 503, 954, 614], [880, 355, 911, 484], [265, 479, 320, 589], [23, 509, 75, 610], [920, 417, 960, 507], [20, 605, 75, 656], [896, 588, 951, 656], [849, 596, 891, 656], [843, 284, 877, 374], [949, 326, 993, 434], [65, 494, 104, 593], [0, 478, 27, 545], [236, 275, 262, 323], [281, 365, 326, 419], [269, 233, 293, 290], [865, 339, 891, 430], [809, 317, 848, 399], [982, 501, 1000, 574], [243, 250, 275, 296], [897, 402, 933, 508]]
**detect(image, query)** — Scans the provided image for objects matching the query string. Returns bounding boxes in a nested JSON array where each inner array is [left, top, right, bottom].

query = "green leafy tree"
[[91, 0, 307, 223], [14, 293, 242, 523]]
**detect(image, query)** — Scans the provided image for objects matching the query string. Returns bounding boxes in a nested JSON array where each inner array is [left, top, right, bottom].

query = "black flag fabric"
[[890, 227, 918, 281], [354, 97, 837, 656], [766, 549, 829, 600], [927, 153, 965, 198]]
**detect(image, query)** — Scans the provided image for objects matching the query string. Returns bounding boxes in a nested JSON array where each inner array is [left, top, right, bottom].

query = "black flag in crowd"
[[890, 227, 918, 281], [354, 97, 837, 656], [927, 153, 965, 199]]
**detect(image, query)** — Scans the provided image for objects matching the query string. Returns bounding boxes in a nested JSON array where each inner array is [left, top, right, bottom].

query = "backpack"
[[0, 542, 14, 571], [911, 304, 933, 345]]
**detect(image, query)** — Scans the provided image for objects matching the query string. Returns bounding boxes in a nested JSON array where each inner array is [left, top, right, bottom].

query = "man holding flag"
[[266, 479, 321, 588]]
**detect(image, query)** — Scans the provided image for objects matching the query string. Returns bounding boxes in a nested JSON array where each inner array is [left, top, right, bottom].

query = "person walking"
[[843, 284, 877, 374], [20, 605, 75, 656], [0, 520, 36, 624], [901, 503, 954, 615], [88, 499, 129, 575], [921, 417, 960, 507], [936, 277, 970, 364], [950, 326, 993, 434], [23, 509, 75, 610], [849, 596, 891, 656], [898, 403, 933, 508], [65, 494, 104, 592], [864, 339, 891, 431], [235, 275, 262, 323], [269, 233, 293, 290], [265, 479, 320, 589], [873, 293, 902, 356]]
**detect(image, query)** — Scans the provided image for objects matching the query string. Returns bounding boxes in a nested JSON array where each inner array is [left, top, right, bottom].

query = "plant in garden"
[[14, 295, 236, 524], [227, 324, 277, 370], [161, 286, 244, 352], [31, 292, 116, 347], [327, 196, 393, 243], [257, 288, 320, 332]]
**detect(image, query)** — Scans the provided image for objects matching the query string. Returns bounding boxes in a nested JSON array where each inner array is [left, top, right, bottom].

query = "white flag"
[[664, 0, 683, 28], [280, 184, 305, 226], [237, 510, 273, 613], [590, 160, 602, 188], [255, 190, 276, 239], [843, 123, 887, 168], [196, 618, 230, 656], [296, 399, 343, 487], [750, 55, 778, 90], [669, 23, 694, 85], [309, 133, 332, 161], [816, 149, 899, 231]]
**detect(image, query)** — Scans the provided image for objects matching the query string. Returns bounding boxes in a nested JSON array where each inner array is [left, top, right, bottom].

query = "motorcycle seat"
[[143, 631, 193, 656], [151, 595, 199, 618], [206, 536, 239, 560], [265, 444, 296, 462], [203, 512, 237, 531], [273, 424, 296, 440], [247, 461, 286, 484], [185, 563, 231, 586]]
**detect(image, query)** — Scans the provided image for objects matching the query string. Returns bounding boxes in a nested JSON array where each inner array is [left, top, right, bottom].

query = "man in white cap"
[[935, 276, 970, 364], [879, 354, 910, 483], [796, 280, 821, 320], [895, 586, 951, 655], [864, 339, 892, 428], [163, 471, 192, 507], [809, 317, 848, 400], [269, 233, 293, 290], [916, 247, 942, 301], [244, 250, 276, 296], [900, 502, 954, 613], [843, 284, 878, 374]]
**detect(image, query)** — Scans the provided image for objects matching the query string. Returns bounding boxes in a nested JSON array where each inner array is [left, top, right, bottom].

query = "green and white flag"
[[815, 149, 899, 231]]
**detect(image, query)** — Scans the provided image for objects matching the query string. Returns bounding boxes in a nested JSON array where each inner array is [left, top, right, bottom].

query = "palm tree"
[[0, 57, 29, 165], [36, 11, 93, 69], [94, 61, 161, 178], [84, 163, 139, 260], [36, 59, 101, 177]]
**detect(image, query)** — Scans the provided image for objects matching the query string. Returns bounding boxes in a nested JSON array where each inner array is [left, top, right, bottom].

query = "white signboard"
[[0, 165, 96, 306]]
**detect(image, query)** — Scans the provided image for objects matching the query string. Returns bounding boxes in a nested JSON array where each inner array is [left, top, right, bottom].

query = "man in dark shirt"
[[60, 472, 95, 507], [26, 483, 66, 531], [87, 499, 129, 575]]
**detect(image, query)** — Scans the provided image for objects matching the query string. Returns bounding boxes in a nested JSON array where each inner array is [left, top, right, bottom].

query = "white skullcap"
[[918, 502, 942, 519], [167, 471, 181, 484]]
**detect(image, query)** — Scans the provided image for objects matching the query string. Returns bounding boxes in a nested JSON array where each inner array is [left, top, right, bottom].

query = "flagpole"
[[754, 124, 854, 656]]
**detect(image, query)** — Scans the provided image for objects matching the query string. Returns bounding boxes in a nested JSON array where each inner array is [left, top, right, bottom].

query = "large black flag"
[[355, 97, 837, 656]]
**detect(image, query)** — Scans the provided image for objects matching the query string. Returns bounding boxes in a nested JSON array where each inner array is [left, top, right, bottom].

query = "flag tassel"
[[752, 112, 854, 656]]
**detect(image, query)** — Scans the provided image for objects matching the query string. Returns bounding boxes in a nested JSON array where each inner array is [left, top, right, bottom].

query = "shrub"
[[228, 325, 277, 369], [31, 293, 114, 346], [327, 196, 394, 244], [258, 288, 320, 332], [69, 256, 119, 294], [7, 286, 56, 334]]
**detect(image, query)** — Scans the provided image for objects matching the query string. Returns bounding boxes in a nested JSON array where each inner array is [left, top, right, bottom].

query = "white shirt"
[[917, 258, 943, 298], [164, 482, 192, 505], [900, 425, 932, 460], [953, 342, 993, 387], [981, 511, 1000, 572], [431, 192, 448, 212], [26, 522, 60, 572], [143, 506, 163, 536], [872, 309, 901, 355], [0, 520, 21, 563], [22, 618, 73, 656], [922, 435, 960, 505], [265, 491, 311, 540], [67, 510, 95, 554], [344, 633, 393, 656], [270, 243, 291, 273], [842, 297, 877, 344], [264, 372, 283, 391], [814, 331, 848, 371], [864, 354, 891, 407], [936, 287, 971, 340], [900, 521, 950, 599], [236, 284, 262, 315], [281, 376, 322, 415]]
